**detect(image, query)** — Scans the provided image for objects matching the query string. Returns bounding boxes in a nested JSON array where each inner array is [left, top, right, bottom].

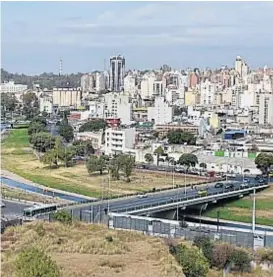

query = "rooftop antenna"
[[59, 58, 63, 76]]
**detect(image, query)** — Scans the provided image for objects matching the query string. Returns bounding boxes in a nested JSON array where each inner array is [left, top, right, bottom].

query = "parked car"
[[1, 201, 5, 208], [240, 183, 249, 189], [225, 183, 234, 190], [215, 182, 224, 188]]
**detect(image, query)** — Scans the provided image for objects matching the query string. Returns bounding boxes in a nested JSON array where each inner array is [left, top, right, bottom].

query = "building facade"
[[110, 55, 125, 92], [104, 127, 136, 156], [52, 87, 82, 108], [1, 81, 27, 94]]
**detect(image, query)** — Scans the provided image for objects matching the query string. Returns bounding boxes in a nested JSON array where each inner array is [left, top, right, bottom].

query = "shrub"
[[193, 236, 214, 266], [15, 247, 59, 277], [212, 243, 235, 269], [53, 210, 72, 224], [171, 244, 209, 277], [105, 235, 113, 242], [230, 248, 251, 273], [257, 248, 273, 263]]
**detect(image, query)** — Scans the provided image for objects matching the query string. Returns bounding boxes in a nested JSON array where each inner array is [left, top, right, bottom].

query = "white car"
[[138, 194, 147, 199], [1, 201, 5, 208]]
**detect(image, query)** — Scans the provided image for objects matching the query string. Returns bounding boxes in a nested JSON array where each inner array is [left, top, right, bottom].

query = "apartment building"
[[147, 97, 173, 125], [259, 93, 273, 125], [1, 81, 27, 94], [104, 127, 136, 156]]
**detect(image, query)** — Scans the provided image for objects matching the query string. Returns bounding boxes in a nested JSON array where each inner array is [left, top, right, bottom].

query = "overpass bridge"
[[54, 181, 269, 222]]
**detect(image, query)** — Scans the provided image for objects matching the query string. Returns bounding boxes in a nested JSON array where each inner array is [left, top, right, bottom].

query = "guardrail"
[[116, 184, 269, 214]]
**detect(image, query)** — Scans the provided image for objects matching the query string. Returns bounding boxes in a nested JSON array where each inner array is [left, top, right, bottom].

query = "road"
[[1, 200, 31, 218], [65, 176, 269, 221]]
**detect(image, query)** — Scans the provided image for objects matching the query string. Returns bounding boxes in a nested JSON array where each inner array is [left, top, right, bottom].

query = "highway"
[[1, 200, 31, 218], [65, 177, 269, 221]]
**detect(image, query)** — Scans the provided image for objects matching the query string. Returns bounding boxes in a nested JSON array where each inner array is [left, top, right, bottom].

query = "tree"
[[212, 243, 234, 269], [30, 132, 55, 152], [28, 122, 46, 136], [59, 146, 76, 167], [230, 248, 251, 273], [41, 149, 59, 168], [154, 146, 164, 166], [178, 153, 198, 170], [193, 236, 214, 266], [22, 92, 39, 120], [73, 140, 95, 156], [86, 155, 106, 175], [199, 163, 207, 170], [15, 247, 60, 277], [167, 130, 196, 145], [79, 119, 107, 132], [1, 93, 18, 116], [254, 153, 273, 173], [59, 124, 74, 142], [53, 210, 72, 224], [144, 153, 154, 164], [120, 155, 135, 182], [170, 244, 209, 277]]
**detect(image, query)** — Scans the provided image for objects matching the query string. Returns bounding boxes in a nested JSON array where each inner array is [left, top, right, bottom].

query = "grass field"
[[204, 185, 273, 226], [1, 129, 204, 198]]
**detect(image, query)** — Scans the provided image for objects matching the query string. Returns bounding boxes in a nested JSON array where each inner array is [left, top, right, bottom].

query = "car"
[[215, 182, 224, 188], [240, 183, 249, 189], [225, 183, 234, 189], [138, 194, 147, 199], [243, 178, 250, 183], [198, 189, 208, 197], [255, 175, 262, 180], [1, 201, 5, 208], [258, 179, 266, 183]]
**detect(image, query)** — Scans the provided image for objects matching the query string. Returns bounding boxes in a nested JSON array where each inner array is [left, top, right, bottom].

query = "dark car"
[[255, 175, 262, 180], [215, 182, 224, 188], [225, 183, 234, 189]]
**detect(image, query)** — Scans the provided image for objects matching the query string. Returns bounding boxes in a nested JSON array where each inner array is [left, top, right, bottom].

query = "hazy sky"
[[2, 1, 273, 75]]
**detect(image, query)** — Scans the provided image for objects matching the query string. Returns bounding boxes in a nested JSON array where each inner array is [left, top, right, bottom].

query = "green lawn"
[[2, 128, 30, 148], [204, 207, 273, 226], [225, 199, 273, 210]]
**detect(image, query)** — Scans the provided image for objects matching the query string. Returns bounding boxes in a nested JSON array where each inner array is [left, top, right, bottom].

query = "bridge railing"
[[115, 183, 268, 214]]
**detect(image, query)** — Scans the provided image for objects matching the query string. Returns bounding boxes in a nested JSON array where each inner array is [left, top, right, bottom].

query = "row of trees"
[[145, 146, 199, 169], [168, 236, 252, 277], [86, 154, 135, 182], [1, 92, 39, 120], [79, 119, 107, 132]]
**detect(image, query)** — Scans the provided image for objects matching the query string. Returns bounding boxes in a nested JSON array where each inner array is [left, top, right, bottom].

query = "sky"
[[2, 1, 273, 75]]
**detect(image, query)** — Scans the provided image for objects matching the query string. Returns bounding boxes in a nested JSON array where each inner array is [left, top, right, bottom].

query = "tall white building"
[[235, 56, 249, 81], [1, 81, 27, 94], [104, 127, 136, 156], [124, 72, 137, 95], [81, 74, 95, 93], [109, 55, 125, 92], [89, 101, 105, 118], [147, 97, 174, 125], [40, 94, 53, 114], [200, 79, 218, 105], [52, 87, 81, 108], [95, 72, 105, 92], [140, 72, 156, 99], [259, 93, 273, 125], [104, 92, 132, 125]]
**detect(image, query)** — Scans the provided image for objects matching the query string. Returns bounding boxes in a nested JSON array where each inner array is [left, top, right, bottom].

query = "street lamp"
[[252, 188, 256, 233]]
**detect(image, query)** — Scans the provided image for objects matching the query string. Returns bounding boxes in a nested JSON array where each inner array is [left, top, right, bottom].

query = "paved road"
[[1, 200, 31, 218], [65, 176, 269, 222]]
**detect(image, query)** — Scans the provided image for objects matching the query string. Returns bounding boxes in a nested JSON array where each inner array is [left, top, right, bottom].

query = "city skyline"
[[2, 1, 273, 75]]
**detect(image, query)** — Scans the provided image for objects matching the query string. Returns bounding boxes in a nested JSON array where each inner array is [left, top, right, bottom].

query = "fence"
[[108, 213, 273, 249], [38, 209, 273, 249]]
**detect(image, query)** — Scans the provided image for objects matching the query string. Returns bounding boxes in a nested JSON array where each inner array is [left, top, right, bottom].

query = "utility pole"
[[252, 188, 256, 233]]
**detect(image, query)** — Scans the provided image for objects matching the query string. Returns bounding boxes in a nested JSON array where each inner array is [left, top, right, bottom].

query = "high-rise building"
[[81, 74, 95, 93], [110, 55, 125, 92], [259, 93, 273, 125]]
